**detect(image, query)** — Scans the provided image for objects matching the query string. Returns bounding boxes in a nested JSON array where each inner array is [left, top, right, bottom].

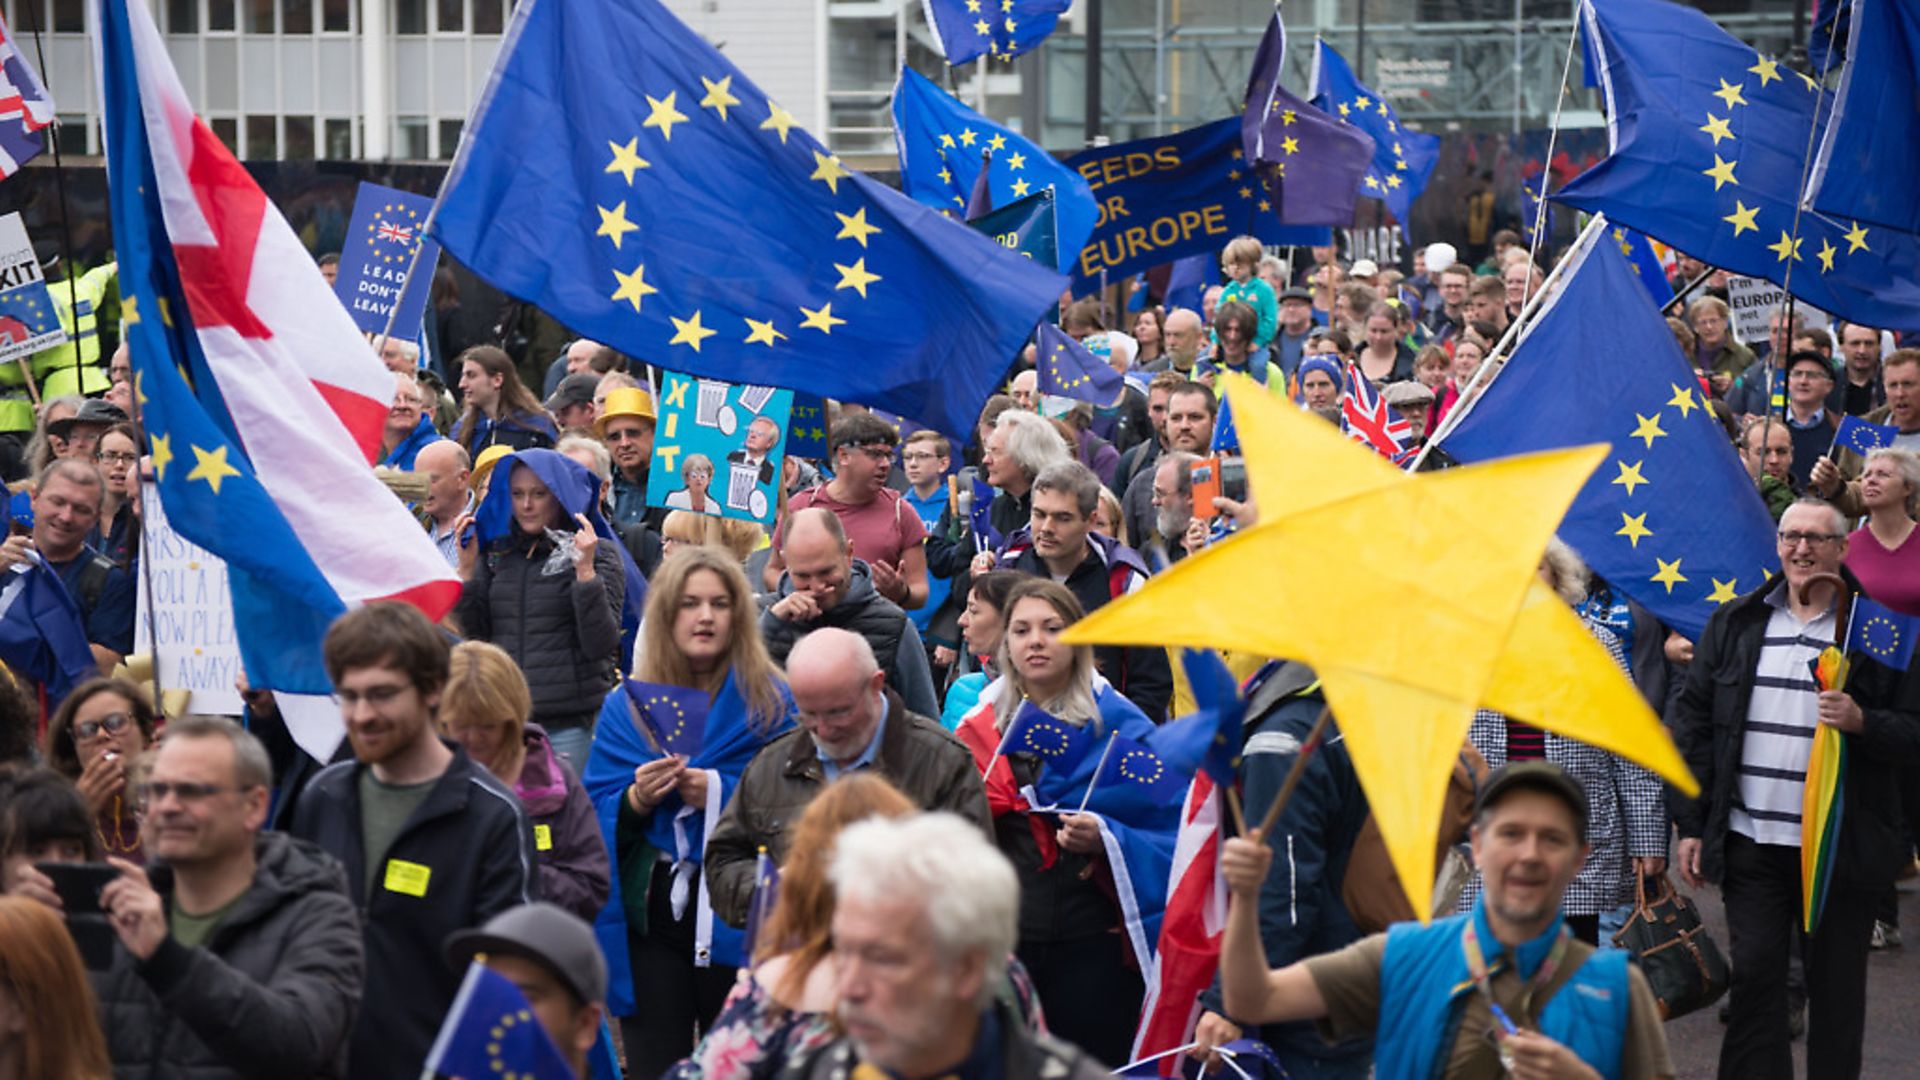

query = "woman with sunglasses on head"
[[44, 678, 159, 866]]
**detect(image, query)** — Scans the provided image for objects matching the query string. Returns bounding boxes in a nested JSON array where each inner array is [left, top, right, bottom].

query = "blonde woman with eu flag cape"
[[583, 545, 794, 1079], [454, 448, 646, 768]]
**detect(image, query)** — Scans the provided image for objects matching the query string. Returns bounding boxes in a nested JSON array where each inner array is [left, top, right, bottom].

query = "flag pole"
[[1251, 702, 1332, 841], [1409, 213, 1606, 469], [1077, 731, 1120, 813], [21, 5, 82, 398], [1517, 14, 1585, 327], [1779, 29, 1843, 478]]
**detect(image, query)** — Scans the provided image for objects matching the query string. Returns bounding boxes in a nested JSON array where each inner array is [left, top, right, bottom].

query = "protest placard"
[[1727, 275, 1828, 346], [0, 212, 69, 364], [333, 181, 441, 337], [133, 483, 244, 714], [649, 372, 793, 525]]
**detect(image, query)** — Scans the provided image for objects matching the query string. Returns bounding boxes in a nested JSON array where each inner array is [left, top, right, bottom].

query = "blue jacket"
[[1374, 899, 1630, 1080], [381, 412, 441, 471]]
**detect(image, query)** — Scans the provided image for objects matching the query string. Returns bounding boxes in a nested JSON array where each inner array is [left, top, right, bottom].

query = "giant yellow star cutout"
[[595, 201, 640, 249], [605, 138, 650, 184], [186, 444, 241, 495], [1703, 154, 1739, 190], [643, 92, 688, 141], [610, 263, 657, 312], [810, 151, 852, 193], [1063, 377, 1698, 914]]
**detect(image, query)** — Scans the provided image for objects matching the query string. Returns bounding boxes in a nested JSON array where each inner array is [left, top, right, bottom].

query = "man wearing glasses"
[[768, 411, 929, 612], [1670, 498, 1920, 1080], [1780, 351, 1842, 491], [95, 716, 364, 1077]]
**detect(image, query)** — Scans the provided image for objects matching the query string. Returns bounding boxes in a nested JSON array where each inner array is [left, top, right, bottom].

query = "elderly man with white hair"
[[775, 812, 1110, 1080]]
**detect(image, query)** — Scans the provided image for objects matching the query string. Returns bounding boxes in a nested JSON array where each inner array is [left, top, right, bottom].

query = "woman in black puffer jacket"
[[452, 449, 625, 769]]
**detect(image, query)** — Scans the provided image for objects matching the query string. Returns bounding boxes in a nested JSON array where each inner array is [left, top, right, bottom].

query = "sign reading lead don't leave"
[[133, 483, 244, 714], [334, 181, 440, 336]]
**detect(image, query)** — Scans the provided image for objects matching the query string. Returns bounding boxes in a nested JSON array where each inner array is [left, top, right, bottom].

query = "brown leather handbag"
[[1611, 873, 1730, 1019]]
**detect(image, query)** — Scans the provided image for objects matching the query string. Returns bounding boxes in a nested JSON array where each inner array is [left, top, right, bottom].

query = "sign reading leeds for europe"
[[334, 181, 441, 335], [1064, 118, 1327, 290], [133, 483, 245, 714]]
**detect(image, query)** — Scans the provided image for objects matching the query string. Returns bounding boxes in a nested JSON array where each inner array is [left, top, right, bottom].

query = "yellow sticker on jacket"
[[534, 824, 553, 851], [383, 859, 432, 897]]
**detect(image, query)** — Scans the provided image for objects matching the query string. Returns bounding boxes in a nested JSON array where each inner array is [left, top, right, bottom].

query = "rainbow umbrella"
[[1802, 646, 1850, 933]]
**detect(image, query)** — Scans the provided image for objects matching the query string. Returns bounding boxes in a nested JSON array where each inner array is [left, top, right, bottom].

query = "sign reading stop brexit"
[[334, 181, 440, 336], [0, 212, 68, 365]]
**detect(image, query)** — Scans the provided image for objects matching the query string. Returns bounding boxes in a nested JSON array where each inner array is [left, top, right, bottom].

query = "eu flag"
[[1807, 0, 1920, 236], [1834, 413, 1900, 456], [0, 552, 97, 706], [1143, 649, 1246, 786], [1848, 595, 1918, 671], [1309, 39, 1440, 236], [924, 0, 1070, 66], [1555, 0, 1920, 331], [1002, 700, 1096, 771], [1610, 224, 1675, 308], [1243, 7, 1375, 226], [1036, 323, 1126, 406], [423, 962, 575, 1080], [1211, 394, 1240, 454], [1436, 221, 1779, 641], [622, 678, 713, 758], [1088, 732, 1190, 819], [430, 0, 1065, 440], [892, 67, 1096, 273]]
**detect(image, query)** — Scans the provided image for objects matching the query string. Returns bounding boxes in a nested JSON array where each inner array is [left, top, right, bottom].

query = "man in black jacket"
[[94, 716, 363, 1079], [1671, 499, 1920, 1080], [291, 602, 537, 1080]]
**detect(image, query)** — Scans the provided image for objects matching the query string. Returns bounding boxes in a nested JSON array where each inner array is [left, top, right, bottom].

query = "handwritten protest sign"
[[133, 483, 243, 714]]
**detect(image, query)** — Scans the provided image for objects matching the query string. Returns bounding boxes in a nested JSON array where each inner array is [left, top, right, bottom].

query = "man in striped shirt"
[[1670, 498, 1920, 1080]]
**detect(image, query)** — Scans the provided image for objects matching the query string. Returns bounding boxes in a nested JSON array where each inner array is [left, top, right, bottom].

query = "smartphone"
[[37, 862, 120, 969], [1219, 456, 1248, 504]]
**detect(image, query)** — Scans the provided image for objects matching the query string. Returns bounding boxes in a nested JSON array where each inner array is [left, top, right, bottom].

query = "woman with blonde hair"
[[437, 641, 609, 922], [583, 546, 795, 1078], [953, 578, 1162, 1066], [0, 894, 112, 1079]]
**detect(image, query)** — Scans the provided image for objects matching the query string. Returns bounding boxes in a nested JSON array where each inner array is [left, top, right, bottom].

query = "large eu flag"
[[1806, 0, 1920, 237], [893, 67, 1096, 272], [431, 0, 1065, 440], [1242, 6, 1374, 226], [925, 0, 1070, 66], [1555, 0, 1920, 331], [1437, 223, 1779, 641], [1309, 39, 1440, 235]]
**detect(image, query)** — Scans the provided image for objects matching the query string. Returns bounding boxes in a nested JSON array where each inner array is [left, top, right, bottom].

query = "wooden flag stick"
[[1251, 703, 1333, 843]]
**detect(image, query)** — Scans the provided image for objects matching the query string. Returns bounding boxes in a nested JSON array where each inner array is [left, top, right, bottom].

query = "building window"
[[472, 0, 501, 33], [52, 0, 84, 31], [210, 117, 239, 154], [436, 0, 460, 32], [395, 0, 424, 33], [209, 0, 235, 31], [324, 117, 353, 158], [285, 115, 315, 159], [244, 0, 274, 33], [283, 0, 311, 33], [246, 115, 278, 159], [166, 0, 198, 33], [438, 118, 463, 159], [321, 0, 349, 31], [397, 117, 429, 159]]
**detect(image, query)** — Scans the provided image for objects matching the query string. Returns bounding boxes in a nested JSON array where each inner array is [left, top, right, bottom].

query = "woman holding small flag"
[[955, 579, 1162, 1067], [582, 545, 794, 1080]]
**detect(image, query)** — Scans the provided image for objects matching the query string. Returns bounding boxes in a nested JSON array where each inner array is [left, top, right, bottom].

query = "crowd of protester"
[[0, 223, 1915, 1080]]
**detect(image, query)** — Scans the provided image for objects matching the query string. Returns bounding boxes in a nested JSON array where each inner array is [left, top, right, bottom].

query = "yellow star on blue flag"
[[430, 0, 1065, 437]]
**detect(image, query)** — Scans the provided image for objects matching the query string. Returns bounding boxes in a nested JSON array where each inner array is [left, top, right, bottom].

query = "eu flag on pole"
[[1554, 0, 1920, 332], [0, 16, 51, 178], [0, 553, 97, 705], [1035, 322, 1126, 407], [1089, 732, 1190, 820], [1848, 596, 1918, 671], [1002, 700, 1096, 771], [1807, 0, 1920, 237], [1834, 413, 1900, 457], [1144, 649, 1246, 786], [1211, 394, 1240, 454], [430, 0, 1065, 441], [1610, 223, 1675, 307], [893, 68, 1096, 273], [622, 678, 713, 758], [1309, 39, 1440, 236], [423, 963, 576, 1080], [1243, 6, 1375, 226], [1437, 221, 1779, 641], [924, 0, 1071, 66]]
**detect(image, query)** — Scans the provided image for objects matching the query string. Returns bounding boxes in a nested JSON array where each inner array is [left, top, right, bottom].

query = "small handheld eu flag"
[[1833, 414, 1899, 458], [1847, 596, 1917, 672]]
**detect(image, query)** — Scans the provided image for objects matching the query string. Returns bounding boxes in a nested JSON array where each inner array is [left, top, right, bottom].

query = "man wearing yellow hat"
[[596, 386, 660, 530]]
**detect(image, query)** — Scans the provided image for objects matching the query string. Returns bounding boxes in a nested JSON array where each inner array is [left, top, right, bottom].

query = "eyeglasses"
[[842, 443, 895, 461], [136, 781, 243, 806], [1777, 531, 1844, 548], [94, 451, 139, 466], [74, 713, 133, 741], [1787, 369, 1832, 381], [334, 684, 410, 708]]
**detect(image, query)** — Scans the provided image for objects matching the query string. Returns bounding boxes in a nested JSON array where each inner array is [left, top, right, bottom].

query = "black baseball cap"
[[1475, 760, 1588, 841], [445, 902, 608, 1006]]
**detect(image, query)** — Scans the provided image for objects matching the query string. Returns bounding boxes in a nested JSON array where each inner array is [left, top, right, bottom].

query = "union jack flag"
[[375, 220, 415, 244], [0, 18, 52, 179], [1341, 361, 1416, 466]]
